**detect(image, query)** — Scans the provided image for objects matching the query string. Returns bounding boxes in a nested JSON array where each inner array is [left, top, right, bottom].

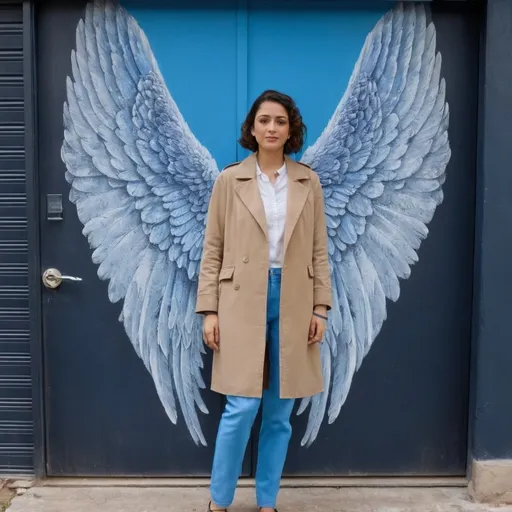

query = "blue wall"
[[123, 0, 385, 166]]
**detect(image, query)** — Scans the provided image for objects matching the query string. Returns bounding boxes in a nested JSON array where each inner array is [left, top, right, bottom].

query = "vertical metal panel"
[[39, 0, 234, 476], [0, 1, 33, 475], [245, 0, 478, 476], [470, 0, 512, 461]]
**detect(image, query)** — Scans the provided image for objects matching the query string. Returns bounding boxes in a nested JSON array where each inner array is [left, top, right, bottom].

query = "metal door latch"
[[42, 268, 82, 289]]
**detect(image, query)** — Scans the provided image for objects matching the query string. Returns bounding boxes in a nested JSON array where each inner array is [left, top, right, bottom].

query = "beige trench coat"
[[196, 153, 332, 398]]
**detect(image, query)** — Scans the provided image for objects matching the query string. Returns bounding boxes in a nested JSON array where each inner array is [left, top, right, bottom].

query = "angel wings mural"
[[61, 0, 450, 447]]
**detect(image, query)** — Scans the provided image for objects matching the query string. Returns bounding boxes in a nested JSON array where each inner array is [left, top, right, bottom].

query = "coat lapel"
[[233, 154, 311, 252], [283, 156, 311, 257], [234, 154, 268, 240]]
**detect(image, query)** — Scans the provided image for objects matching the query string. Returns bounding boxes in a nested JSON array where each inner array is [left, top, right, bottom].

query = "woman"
[[196, 90, 332, 512]]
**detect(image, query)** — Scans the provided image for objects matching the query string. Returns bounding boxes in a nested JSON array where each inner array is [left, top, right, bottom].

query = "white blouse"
[[256, 161, 288, 268]]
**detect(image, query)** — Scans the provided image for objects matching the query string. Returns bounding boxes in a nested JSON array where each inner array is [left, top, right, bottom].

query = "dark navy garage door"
[[0, 1, 33, 476]]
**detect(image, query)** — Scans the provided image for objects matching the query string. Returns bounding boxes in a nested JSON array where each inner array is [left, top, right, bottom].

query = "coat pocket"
[[218, 266, 235, 298], [219, 265, 235, 282], [307, 264, 314, 278]]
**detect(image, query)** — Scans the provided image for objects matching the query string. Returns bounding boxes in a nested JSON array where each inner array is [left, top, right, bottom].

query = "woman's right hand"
[[202, 313, 220, 351]]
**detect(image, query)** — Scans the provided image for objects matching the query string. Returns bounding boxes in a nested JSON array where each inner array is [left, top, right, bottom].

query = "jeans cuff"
[[256, 496, 276, 508], [210, 492, 232, 509]]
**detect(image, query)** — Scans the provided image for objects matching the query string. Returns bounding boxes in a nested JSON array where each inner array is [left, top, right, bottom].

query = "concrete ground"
[[5, 486, 512, 512]]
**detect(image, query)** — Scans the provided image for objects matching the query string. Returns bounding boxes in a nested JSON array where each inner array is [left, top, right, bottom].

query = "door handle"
[[42, 268, 83, 289]]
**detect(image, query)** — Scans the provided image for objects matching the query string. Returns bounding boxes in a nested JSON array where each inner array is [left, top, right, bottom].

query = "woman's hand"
[[203, 313, 220, 351], [308, 306, 327, 345]]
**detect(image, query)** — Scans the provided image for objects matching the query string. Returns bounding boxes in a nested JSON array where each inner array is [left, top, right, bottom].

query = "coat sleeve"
[[312, 173, 333, 310], [196, 173, 226, 314]]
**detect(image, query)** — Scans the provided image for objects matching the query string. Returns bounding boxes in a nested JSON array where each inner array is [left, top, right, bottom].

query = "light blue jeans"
[[210, 268, 295, 509]]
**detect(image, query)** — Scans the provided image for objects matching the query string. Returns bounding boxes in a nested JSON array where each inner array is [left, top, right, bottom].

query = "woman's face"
[[251, 101, 290, 153]]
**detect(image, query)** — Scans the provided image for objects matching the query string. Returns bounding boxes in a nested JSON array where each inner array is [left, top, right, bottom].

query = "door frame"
[[24, 0, 483, 480], [23, 0, 45, 478]]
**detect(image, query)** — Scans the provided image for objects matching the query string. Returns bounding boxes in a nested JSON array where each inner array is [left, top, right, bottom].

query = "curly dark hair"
[[239, 90, 306, 154]]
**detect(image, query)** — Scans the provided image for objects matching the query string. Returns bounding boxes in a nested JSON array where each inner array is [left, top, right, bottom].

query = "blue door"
[[38, 0, 477, 476]]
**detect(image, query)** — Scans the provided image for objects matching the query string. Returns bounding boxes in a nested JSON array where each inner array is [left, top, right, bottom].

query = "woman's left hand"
[[308, 312, 326, 345]]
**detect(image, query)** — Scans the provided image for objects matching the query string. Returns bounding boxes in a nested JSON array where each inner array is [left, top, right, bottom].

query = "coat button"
[[234, 284, 240, 290], [243, 256, 249, 263]]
